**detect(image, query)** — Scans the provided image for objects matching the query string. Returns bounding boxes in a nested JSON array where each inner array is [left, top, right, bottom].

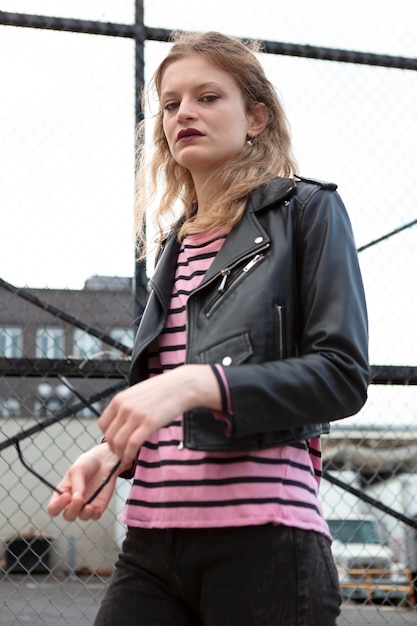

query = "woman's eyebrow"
[[161, 81, 223, 99]]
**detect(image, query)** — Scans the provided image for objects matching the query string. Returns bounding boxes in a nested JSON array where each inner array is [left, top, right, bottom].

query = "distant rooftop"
[[84, 275, 133, 292]]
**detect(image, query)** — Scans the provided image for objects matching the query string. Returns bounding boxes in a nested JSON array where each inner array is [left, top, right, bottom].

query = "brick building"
[[0, 276, 136, 418]]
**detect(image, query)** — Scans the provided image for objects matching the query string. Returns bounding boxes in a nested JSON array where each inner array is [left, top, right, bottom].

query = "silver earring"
[[246, 136, 254, 146]]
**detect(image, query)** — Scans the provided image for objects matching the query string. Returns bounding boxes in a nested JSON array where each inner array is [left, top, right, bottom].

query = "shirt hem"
[[119, 513, 332, 542]]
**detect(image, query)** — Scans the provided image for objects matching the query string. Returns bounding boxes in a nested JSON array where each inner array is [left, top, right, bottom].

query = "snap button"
[[222, 356, 232, 366], [254, 236, 263, 244]]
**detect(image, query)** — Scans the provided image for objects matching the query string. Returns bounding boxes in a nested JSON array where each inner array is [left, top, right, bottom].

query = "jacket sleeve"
[[222, 186, 370, 438]]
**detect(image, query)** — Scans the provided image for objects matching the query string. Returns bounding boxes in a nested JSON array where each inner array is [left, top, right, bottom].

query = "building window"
[[110, 327, 135, 356], [73, 402, 101, 418], [72, 329, 102, 359], [34, 396, 64, 418], [36, 326, 64, 358], [0, 326, 23, 357], [0, 398, 21, 417], [34, 382, 75, 417]]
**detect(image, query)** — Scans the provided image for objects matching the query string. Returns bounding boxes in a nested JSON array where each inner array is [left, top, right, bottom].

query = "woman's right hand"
[[47, 443, 121, 522]]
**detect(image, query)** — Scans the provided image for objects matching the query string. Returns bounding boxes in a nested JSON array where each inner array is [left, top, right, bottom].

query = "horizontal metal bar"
[[0, 11, 171, 41], [370, 365, 417, 385], [1, 360, 416, 384], [1, 11, 416, 71], [0, 357, 131, 378], [262, 39, 417, 70]]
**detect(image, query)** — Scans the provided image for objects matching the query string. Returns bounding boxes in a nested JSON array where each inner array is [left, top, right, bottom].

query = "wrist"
[[177, 364, 222, 412]]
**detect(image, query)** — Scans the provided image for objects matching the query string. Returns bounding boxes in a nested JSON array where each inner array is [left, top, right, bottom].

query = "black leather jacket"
[[129, 176, 369, 452]]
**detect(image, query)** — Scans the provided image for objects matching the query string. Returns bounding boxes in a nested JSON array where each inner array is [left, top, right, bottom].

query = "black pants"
[[94, 524, 341, 626]]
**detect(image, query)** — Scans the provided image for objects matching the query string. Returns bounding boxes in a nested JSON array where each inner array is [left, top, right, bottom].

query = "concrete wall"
[[0, 416, 130, 574]]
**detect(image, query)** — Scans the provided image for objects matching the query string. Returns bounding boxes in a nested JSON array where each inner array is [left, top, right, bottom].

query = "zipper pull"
[[243, 254, 262, 273], [218, 268, 231, 292]]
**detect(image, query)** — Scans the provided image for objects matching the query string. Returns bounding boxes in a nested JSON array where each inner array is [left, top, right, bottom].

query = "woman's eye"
[[200, 94, 219, 103], [163, 102, 179, 111]]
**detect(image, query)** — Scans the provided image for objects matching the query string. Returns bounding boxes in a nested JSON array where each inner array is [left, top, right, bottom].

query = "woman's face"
[[160, 54, 253, 182]]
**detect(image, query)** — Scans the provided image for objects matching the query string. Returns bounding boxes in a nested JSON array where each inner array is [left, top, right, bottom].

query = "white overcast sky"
[[1, 0, 417, 425]]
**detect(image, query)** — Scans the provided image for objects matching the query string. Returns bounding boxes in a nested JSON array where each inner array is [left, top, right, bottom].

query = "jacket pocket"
[[197, 331, 253, 366]]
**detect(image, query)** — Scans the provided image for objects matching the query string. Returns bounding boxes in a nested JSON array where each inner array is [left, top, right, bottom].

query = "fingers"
[[98, 373, 186, 464], [47, 489, 93, 522], [47, 484, 107, 522], [104, 414, 148, 466], [46, 446, 116, 522], [62, 491, 86, 522], [48, 487, 109, 522], [47, 491, 72, 517], [98, 391, 150, 465], [46, 468, 88, 520]]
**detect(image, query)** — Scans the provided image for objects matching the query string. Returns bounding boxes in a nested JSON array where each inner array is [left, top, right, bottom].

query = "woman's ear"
[[247, 102, 269, 138]]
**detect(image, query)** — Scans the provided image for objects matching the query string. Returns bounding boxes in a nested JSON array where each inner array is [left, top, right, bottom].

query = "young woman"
[[48, 31, 369, 625]]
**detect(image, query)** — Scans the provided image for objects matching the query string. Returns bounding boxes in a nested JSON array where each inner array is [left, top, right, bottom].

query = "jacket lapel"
[[199, 177, 296, 287]]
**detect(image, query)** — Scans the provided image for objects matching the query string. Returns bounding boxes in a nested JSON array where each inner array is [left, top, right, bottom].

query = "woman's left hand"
[[98, 364, 221, 465]]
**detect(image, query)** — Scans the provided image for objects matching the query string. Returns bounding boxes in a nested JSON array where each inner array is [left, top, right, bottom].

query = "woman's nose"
[[177, 99, 196, 122]]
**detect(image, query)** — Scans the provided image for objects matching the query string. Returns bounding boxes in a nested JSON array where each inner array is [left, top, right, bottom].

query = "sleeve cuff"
[[210, 364, 234, 437]]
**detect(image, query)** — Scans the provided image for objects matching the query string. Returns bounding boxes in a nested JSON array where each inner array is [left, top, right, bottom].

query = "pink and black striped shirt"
[[120, 229, 330, 539]]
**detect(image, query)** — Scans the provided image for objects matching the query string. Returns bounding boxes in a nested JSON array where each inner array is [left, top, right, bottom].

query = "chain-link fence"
[[1, 1, 417, 624]]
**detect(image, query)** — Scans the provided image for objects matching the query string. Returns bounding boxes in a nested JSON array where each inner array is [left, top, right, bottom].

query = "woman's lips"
[[177, 128, 204, 142]]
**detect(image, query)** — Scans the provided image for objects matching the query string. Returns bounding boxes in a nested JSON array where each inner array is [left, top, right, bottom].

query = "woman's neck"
[[192, 173, 215, 216]]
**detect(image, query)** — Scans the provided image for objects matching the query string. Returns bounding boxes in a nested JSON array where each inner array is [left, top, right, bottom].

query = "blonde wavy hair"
[[134, 31, 297, 256]]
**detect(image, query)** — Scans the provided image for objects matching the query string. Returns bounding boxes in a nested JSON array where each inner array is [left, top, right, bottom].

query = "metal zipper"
[[243, 253, 263, 273], [206, 248, 268, 317], [218, 254, 263, 293], [218, 269, 231, 292], [276, 304, 284, 360]]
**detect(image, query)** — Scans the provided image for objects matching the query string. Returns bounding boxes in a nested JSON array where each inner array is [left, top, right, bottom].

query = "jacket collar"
[[149, 235, 181, 309], [201, 178, 296, 284], [248, 176, 296, 212]]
